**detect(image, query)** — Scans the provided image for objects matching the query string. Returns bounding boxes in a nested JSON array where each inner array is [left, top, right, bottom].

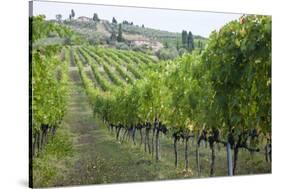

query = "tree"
[[181, 30, 187, 48], [55, 14, 62, 23], [110, 30, 117, 41], [71, 9, 75, 19], [93, 13, 100, 22], [187, 31, 194, 52], [122, 20, 129, 25], [112, 17, 117, 24], [117, 24, 123, 42], [176, 38, 180, 50], [69, 9, 75, 20], [156, 47, 178, 60]]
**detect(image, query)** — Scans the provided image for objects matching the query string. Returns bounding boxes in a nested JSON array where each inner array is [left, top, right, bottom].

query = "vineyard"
[[30, 15, 271, 187]]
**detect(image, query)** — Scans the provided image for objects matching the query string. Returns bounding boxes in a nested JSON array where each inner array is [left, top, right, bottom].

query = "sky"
[[32, 0, 243, 38]]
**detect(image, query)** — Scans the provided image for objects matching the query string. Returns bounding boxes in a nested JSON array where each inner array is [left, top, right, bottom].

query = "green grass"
[[32, 127, 74, 187], [103, 128, 271, 179]]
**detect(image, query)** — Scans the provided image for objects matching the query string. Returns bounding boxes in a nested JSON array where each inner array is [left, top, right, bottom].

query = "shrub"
[[155, 47, 178, 60], [115, 42, 129, 50]]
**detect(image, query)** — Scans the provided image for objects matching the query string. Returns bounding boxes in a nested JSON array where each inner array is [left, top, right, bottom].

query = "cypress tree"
[[117, 24, 123, 42], [93, 13, 100, 22], [110, 31, 117, 41], [187, 31, 194, 52], [182, 30, 187, 48], [112, 17, 117, 24]]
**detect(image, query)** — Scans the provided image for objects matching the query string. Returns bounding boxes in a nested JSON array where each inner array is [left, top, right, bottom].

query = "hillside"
[[60, 18, 206, 53]]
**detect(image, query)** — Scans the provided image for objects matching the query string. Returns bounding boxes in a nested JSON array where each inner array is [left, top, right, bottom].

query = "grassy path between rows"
[[39, 68, 180, 187]]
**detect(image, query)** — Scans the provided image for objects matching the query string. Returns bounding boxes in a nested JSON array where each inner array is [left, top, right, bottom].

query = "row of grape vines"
[[70, 15, 271, 177], [31, 45, 70, 157]]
